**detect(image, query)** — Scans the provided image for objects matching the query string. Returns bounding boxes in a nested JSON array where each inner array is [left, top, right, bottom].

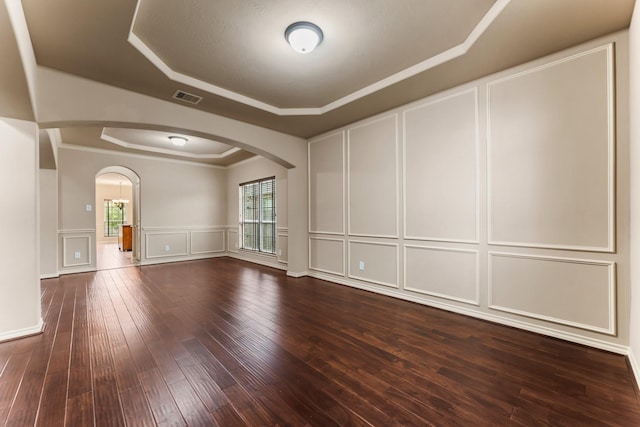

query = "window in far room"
[[240, 177, 276, 254], [104, 199, 126, 237]]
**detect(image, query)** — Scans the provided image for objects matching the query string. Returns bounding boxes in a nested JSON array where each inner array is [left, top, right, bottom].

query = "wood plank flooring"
[[96, 243, 135, 271], [1, 257, 639, 426]]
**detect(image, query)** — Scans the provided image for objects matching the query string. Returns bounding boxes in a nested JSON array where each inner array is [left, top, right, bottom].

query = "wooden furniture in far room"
[[118, 224, 132, 251]]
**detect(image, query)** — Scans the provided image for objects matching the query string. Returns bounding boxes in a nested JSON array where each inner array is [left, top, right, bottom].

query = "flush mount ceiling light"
[[285, 21, 323, 54], [169, 136, 188, 146]]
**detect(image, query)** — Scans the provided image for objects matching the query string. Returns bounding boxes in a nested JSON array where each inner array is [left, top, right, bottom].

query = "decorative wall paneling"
[[348, 240, 399, 288], [308, 132, 345, 235], [190, 229, 226, 255], [145, 231, 189, 259], [277, 227, 289, 264], [309, 236, 346, 276], [307, 34, 627, 353], [347, 115, 400, 238], [489, 252, 616, 334], [403, 88, 480, 243], [487, 44, 615, 252], [225, 226, 289, 271], [59, 229, 95, 274], [404, 245, 479, 305], [141, 227, 227, 265], [227, 228, 239, 253]]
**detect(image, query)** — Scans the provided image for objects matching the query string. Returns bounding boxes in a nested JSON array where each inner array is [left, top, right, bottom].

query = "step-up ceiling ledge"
[[127, 0, 511, 116], [100, 128, 241, 159]]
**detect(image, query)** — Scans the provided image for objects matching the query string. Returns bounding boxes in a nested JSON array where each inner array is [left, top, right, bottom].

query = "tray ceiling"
[[15, 0, 636, 143]]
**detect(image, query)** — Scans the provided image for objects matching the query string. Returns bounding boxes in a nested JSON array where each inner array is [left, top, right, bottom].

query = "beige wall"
[[39, 169, 57, 277], [36, 66, 308, 275], [226, 157, 289, 269], [308, 32, 630, 353], [628, 2, 640, 386], [0, 117, 41, 340], [58, 147, 228, 272], [95, 181, 133, 243]]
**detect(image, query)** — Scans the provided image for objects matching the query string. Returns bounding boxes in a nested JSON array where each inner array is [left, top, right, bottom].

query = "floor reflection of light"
[[225, 268, 284, 367]]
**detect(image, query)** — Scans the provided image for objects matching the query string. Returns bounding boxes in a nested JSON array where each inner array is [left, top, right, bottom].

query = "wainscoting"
[[142, 227, 226, 265], [307, 34, 627, 354], [58, 229, 95, 275]]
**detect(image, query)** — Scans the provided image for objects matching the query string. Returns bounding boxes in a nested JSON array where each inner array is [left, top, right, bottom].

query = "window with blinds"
[[240, 177, 276, 254]]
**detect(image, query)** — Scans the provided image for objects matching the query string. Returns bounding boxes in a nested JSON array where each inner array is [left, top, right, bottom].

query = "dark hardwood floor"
[[1, 258, 639, 426]]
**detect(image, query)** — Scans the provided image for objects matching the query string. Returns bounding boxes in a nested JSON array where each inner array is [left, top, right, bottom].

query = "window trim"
[[239, 176, 276, 255]]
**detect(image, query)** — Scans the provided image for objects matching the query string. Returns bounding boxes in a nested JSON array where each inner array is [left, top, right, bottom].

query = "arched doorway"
[[95, 166, 141, 270]]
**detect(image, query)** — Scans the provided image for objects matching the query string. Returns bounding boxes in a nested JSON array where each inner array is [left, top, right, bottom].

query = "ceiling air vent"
[[172, 90, 203, 105]]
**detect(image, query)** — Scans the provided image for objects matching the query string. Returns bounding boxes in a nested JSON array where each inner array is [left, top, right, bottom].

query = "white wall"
[[628, 2, 640, 386], [226, 157, 289, 269], [0, 117, 42, 340], [95, 181, 133, 243], [308, 31, 630, 354], [58, 146, 228, 272], [39, 169, 57, 278]]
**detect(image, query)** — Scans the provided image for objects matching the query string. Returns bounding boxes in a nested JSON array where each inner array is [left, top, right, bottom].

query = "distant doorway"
[[95, 167, 141, 270]]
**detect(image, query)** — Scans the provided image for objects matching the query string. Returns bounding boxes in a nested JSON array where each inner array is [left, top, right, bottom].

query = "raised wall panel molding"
[[404, 245, 479, 305], [487, 43, 615, 252], [145, 231, 189, 259], [227, 229, 239, 253], [190, 229, 225, 255], [348, 240, 399, 288], [142, 226, 227, 231], [308, 131, 345, 235], [488, 252, 616, 335], [62, 235, 92, 267], [277, 233, 288, 264], [309, 236, 346, 276], [347, 114, 400, 239], [347, 232, 402, 239], [58, 229, 96, 234], [402, 87, 480, 244]]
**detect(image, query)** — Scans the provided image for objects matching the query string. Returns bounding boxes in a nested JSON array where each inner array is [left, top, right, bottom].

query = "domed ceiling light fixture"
[[169, 136, 188, 146], [285, 21, 323, 54]]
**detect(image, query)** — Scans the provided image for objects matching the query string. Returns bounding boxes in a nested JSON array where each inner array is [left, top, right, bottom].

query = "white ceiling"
[[3, 0, 635, 164]]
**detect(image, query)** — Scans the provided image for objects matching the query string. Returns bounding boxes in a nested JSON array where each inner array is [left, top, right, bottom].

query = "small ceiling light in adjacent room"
[[169, 136, 188, 146], [285, 21, 323, 54]]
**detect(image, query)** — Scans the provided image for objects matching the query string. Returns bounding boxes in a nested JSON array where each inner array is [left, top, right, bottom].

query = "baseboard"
[[629, 348, 640, 397], [286, 270, 308, 278], [57, 266, 97, 275], [308, 271, 629, 355], [140, 253, 226, 266], [0, 318, 43, 342], [227, 252, 287, 271]]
